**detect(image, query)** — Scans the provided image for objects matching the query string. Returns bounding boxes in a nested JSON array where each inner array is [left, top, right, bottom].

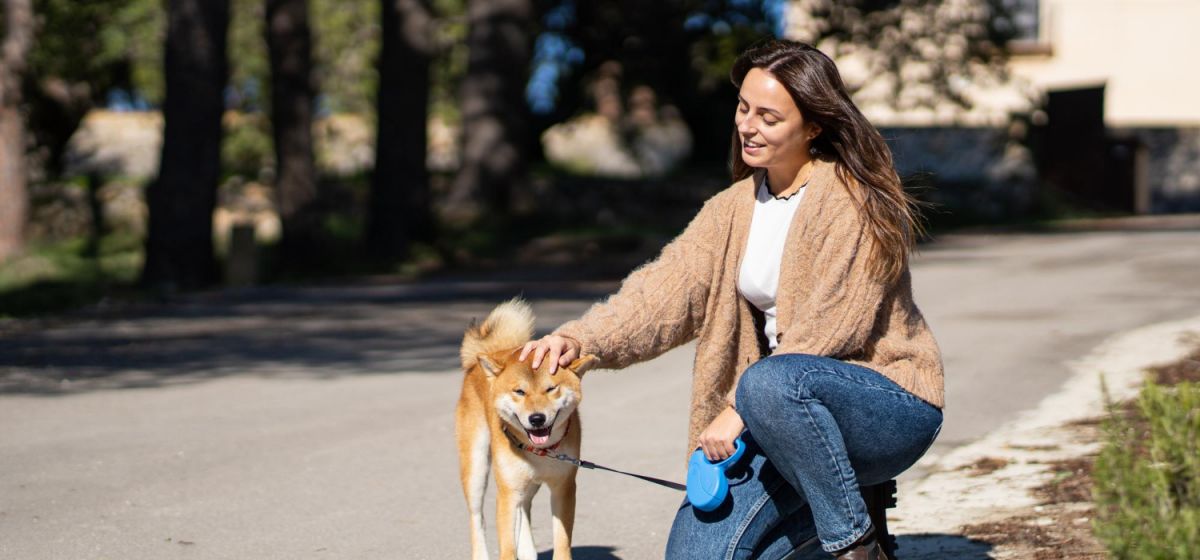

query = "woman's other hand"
[[518, 335, 582, 374], [698, 405, 745, 461]]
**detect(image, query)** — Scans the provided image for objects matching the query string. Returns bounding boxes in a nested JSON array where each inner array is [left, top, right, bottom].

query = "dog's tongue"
[[529, 429, 551, 445]]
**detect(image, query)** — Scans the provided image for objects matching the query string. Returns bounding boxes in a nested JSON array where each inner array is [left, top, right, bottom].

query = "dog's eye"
[[513, 388, 526, 396], [546, 385, 558, 394]]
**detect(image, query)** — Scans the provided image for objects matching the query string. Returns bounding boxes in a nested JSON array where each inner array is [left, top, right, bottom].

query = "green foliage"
[[27, 0, 383, 116], [429, 0, 467, 121], [221, 115, 273, 179], [228, 0, 385, 116], [29, 0, 163, 103], [1094, 381, 1200, 559], [229, 0, 269, 111], [311, 0, 379, 115], [106, 0, 165, 104], [321, 211, 363, 243], [689, 21, 773, 92]]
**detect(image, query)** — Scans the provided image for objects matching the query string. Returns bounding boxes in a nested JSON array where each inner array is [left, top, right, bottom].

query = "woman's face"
[[735, 67, 821, 170]]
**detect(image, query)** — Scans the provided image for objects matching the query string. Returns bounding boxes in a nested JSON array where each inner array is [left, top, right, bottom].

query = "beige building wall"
[[1010, 0, 1200, 127], [786, 0, 1200, 127]]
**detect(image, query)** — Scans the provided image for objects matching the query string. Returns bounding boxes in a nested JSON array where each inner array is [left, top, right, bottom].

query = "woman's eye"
[[764, 119, 778, 126], [514, 389, 526, 396], [737, 105, 748, 113]]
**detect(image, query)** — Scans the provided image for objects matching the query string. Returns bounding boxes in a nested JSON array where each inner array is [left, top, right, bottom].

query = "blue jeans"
[[665, 354, 943, 559]]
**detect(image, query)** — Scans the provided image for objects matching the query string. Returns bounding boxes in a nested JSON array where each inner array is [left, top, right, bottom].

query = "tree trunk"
[[26, 77, 94, 179], [266, 0, 318, 264], [142, 0, 229, 291], [444, 0, 533, 225], [367, 0, 435, 259], [0, 0, 33, 263]]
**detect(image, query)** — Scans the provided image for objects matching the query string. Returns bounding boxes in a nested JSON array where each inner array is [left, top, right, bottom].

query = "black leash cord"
[[550, 453, 686, 492]]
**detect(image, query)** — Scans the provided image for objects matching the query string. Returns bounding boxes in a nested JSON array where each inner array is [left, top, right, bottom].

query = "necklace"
[[764, 176, 809, 201], [765, 163, 814, 200]]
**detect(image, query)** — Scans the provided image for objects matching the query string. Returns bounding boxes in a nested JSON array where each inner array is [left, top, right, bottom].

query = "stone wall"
[[1115, 127, 1200, 214], [880, 125, 1200, 221], [880, 126, 1038, 224]]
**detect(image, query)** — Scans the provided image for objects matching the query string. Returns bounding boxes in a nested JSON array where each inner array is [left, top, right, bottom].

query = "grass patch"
[[0, 233, 144, 318]]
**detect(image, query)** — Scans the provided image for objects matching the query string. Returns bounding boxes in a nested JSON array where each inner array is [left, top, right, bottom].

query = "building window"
[[1007, 0, 1040, 42], [1000, 0, 1050, 55]]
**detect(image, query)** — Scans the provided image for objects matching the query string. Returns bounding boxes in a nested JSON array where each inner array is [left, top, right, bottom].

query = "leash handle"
[[686, 436, 748, 511]]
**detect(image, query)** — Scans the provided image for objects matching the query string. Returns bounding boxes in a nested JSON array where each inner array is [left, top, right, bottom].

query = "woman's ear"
[[566, 354, 600, 376]]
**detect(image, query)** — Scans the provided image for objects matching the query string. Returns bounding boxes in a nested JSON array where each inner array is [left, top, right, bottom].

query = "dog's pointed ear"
[[566, 354, 599, 376], [477, 354, 503, 377]]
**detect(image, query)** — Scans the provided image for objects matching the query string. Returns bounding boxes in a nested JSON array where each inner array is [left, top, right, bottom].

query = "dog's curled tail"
[[461, 298, 535, 370]]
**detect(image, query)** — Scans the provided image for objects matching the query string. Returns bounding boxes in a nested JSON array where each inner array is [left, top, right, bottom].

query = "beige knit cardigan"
[[553, 158, 944, 452]]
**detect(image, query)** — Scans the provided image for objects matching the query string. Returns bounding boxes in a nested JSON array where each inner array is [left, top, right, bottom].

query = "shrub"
[[221, 116, 274, 180], [1093, 381, 1200, 558]]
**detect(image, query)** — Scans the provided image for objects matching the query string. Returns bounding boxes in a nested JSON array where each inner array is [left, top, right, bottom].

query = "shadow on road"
[[540, 546, 621, 560], [895, 533, 995, 558], [0, 282, 612, 396], [532, 534, 994, 559]]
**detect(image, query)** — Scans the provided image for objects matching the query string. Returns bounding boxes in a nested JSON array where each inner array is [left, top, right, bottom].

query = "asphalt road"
[[2, 229, 1200, 559]]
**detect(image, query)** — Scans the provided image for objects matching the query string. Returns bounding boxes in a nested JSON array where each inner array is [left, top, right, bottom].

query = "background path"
[[2, 229, 1200, 559]]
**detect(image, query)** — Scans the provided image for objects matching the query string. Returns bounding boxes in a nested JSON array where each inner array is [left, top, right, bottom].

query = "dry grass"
[[960, 456, 1009, 476], [962, 450, 1106, 559], [1146, 334, 1200, 386]]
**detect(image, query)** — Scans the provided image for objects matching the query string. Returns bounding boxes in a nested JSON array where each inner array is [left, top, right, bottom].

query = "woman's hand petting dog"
[[698, 405, 745, 461], [519, 335, 582, 374]]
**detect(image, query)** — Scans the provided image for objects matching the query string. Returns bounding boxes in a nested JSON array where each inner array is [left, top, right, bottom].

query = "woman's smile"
[[743, 138, 766, 156]]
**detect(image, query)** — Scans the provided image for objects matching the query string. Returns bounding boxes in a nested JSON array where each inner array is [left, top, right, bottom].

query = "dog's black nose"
[[529, 413, 546, 427]]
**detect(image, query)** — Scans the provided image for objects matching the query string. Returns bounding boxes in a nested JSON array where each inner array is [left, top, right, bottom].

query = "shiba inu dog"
[[456, 299, 598, 560]]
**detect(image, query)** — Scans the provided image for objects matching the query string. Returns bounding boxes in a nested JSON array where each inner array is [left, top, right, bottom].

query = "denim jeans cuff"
[[821, 520, 872, 553]]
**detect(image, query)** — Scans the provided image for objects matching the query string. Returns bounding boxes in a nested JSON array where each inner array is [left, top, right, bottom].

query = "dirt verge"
[[888, 317, 1200, 560]]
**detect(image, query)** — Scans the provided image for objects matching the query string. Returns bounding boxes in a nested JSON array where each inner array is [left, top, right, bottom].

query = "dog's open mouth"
[[526, 427, 552, 446]]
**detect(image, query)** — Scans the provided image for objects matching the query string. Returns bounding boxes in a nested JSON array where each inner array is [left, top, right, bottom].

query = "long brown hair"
[[729, 39, 925, 283]]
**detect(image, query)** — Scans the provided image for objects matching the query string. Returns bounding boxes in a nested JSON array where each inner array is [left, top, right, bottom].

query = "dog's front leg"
[[457, 417, 491, 560], [497, 479, 539, 560], [548, 475, 576, 560], [517, 484, 539, 560], [496, 479, 519, 560]]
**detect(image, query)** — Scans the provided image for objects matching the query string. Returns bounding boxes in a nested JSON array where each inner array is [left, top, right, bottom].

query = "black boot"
[[833, 528, 885, 559]]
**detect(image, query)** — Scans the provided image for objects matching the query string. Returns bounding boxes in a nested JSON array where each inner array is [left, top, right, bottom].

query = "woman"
[[519, 40, 943, 559]]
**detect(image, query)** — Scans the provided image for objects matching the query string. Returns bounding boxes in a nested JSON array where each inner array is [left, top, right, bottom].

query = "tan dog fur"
[[456, 299, 598, 560]]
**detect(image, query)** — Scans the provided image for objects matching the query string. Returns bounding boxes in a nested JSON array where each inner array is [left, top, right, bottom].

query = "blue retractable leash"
[[686, 435, 748, 511]]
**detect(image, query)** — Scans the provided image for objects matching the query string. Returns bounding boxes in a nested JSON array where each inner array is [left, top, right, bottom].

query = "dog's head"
[[478, 350, 599, 447]]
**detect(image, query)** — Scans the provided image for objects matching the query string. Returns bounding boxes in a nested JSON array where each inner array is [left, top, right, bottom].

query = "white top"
[[738, 176, 806, 350]]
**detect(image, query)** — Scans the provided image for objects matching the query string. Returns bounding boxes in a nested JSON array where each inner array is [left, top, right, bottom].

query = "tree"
[[0, 0, 33, 263], [785, 0, 1015, 112], [537, 0, 1012, 164], [142, 0, 229, 291], [367, 0, 435, 259], [266, 0, 319, 261], [443, 0, 534, 224], [535, 0, 775, 163], [20, 0, 161, 180]]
